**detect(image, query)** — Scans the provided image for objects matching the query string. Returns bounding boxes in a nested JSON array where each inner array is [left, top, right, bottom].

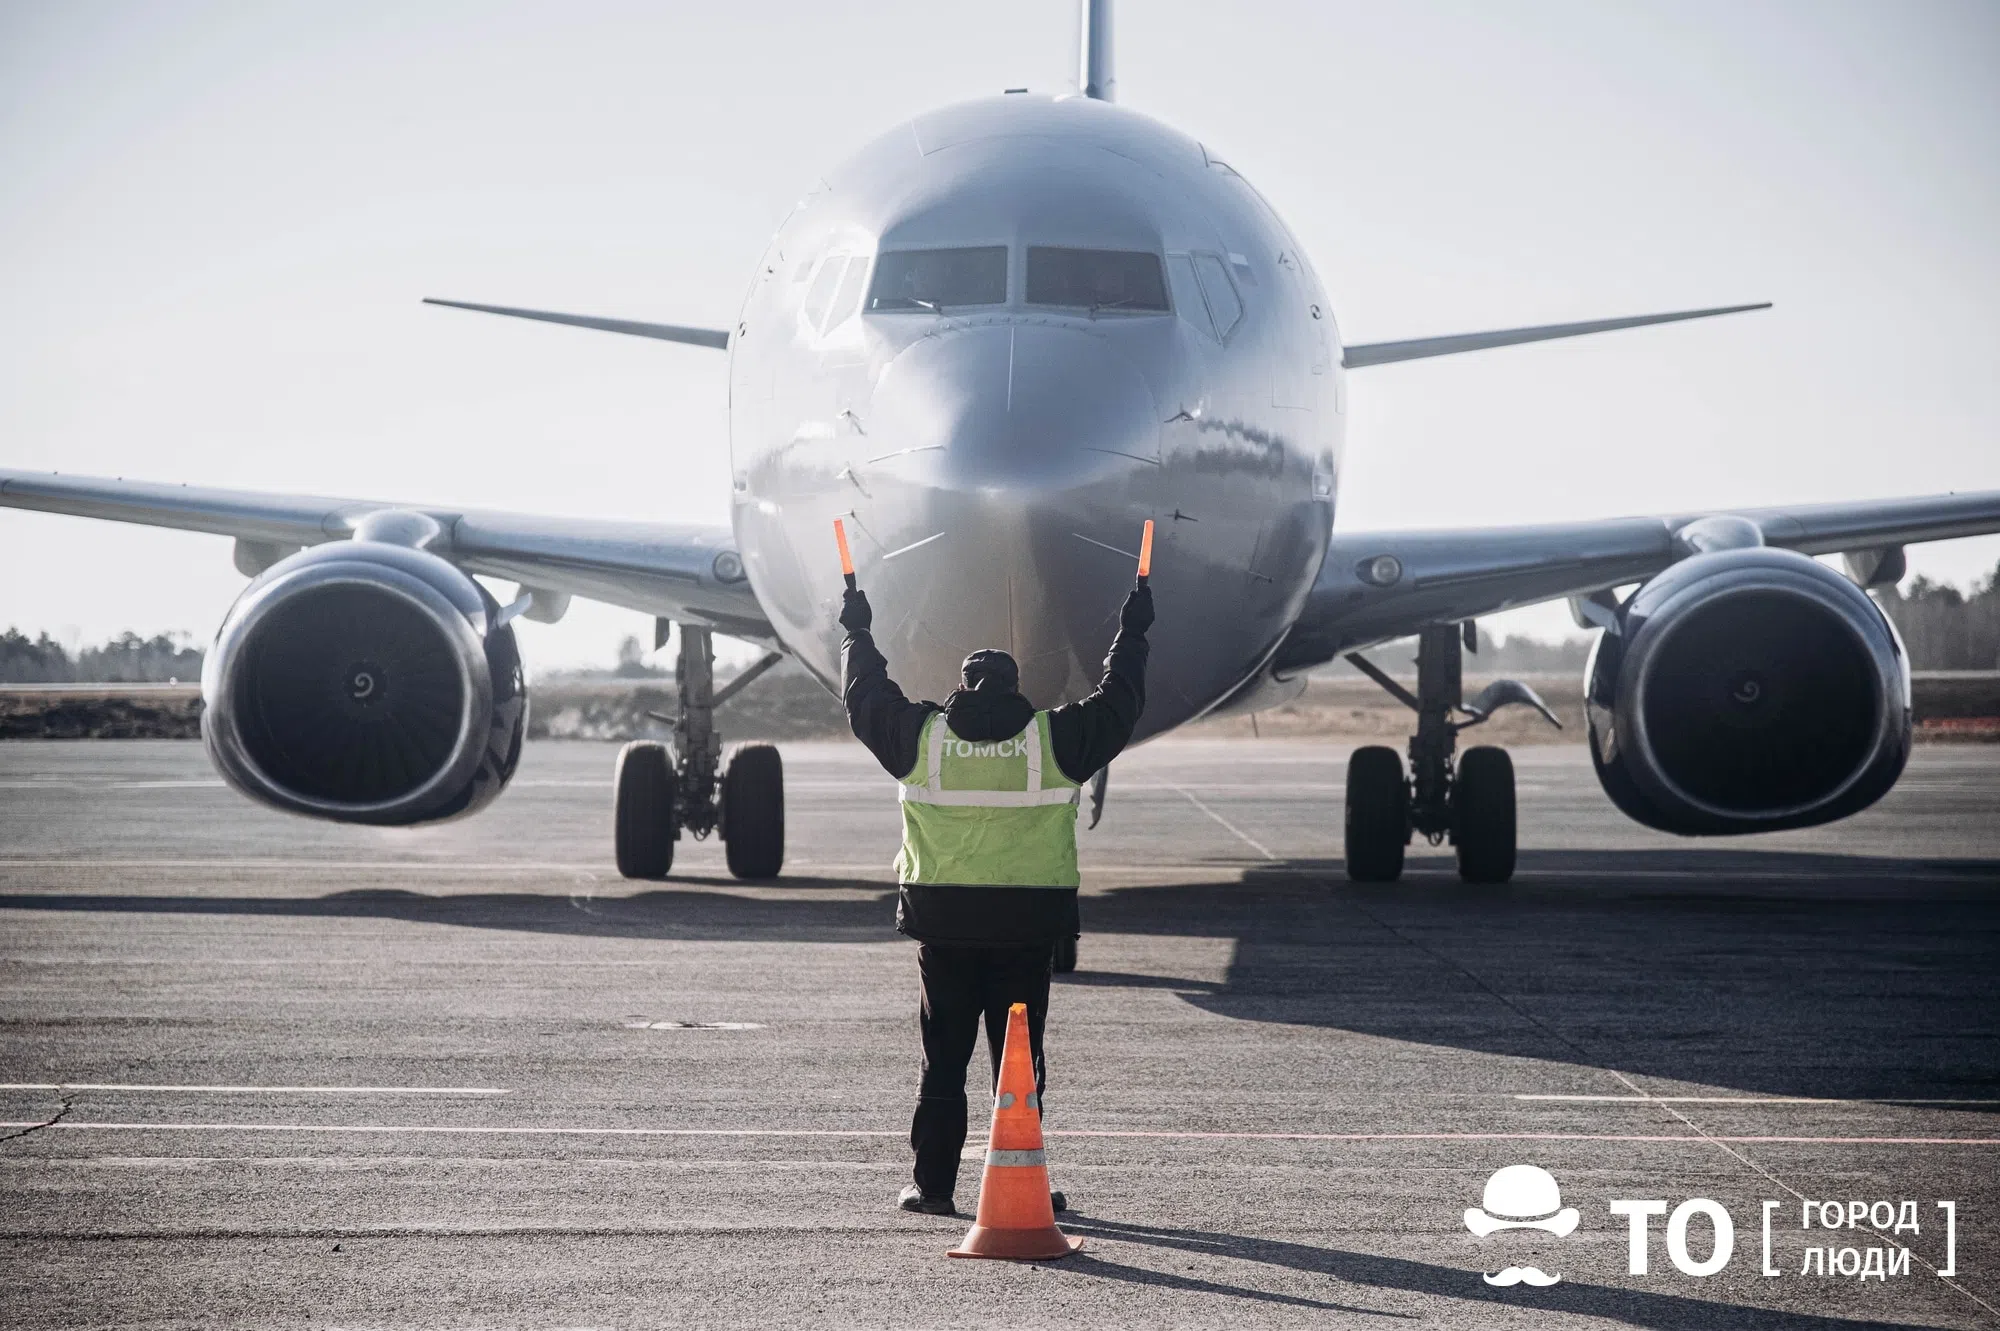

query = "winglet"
[[423, 298, 730, 351], [1342, 302, 1770, 369]]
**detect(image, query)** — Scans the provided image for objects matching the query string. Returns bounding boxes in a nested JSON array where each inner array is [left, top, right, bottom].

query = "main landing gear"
[[614, 621, 787, 881], [1342, 622, 1560, 885]]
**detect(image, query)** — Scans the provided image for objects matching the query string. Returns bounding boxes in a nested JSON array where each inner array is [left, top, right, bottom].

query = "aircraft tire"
[[723, 743, 785, 880], [1454, 745, 1516, 884], [1344, 745, 1407, 882], [1052, 936, 1078, 974], [614, 740, 676, 879]]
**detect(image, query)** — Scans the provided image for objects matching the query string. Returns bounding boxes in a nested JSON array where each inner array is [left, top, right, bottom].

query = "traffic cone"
[[947, 1002, 1082, 1260]]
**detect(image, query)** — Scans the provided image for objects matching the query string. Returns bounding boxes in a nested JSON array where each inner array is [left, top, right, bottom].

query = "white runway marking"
[[415, 778, 1360, 793], [0, 1084, 510, 1096], [0, 860, 612, 872], [1115, 782, 1341, 792], [1480, 868, 1986, 883], [1165, 784, 1276, 860], [0, 859, 1256, 875], [3, 1121, 1994, 1145], [0, 780, 227, 791], [1514, 1094, 2000, 1105], [1121, 756, 1345, 766], [0, 1122, 900, 1138], [8, 860, 1984, 884]]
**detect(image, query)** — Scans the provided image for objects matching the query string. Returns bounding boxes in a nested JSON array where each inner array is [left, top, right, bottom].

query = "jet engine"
[[201, 538, 527, 825], [1585, 546, 1910, 835]]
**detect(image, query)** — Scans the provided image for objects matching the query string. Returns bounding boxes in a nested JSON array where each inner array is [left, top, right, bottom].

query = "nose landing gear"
[[613, 621, 787, 880], [1342, 622, 1557, 884]]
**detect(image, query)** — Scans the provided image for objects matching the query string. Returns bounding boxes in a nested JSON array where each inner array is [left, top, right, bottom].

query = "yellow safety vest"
[[896, 710, 1081, 887]]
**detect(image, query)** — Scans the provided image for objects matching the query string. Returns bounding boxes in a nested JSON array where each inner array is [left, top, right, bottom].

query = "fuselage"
[[728, 94, 1344, 739]]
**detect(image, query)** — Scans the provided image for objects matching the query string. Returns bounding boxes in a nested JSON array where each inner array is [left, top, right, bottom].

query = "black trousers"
[[910, 941, 1052, 1199]]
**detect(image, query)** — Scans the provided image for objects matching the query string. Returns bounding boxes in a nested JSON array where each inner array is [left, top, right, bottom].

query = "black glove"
[[839, 587, 873, 633], [1119, 584, 1154, 634]]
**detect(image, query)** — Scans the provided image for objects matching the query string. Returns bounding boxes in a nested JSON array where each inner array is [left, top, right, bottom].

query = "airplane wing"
[[0, 469, 773, 640], [1342, 303, 1770, 368], [422, 299, 732, 350], [1272, 490, 2000, 671]]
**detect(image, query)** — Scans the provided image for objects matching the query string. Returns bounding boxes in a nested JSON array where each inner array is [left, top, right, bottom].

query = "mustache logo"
[[1483, 1266, 1562, 1287]]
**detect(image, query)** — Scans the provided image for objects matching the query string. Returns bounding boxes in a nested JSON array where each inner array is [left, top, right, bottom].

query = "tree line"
[[5, 565, 1997, 685], [1875, 563, 2000, 670], [0, 630, 204, 684]]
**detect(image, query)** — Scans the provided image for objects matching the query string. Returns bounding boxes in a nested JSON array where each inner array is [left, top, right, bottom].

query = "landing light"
[[1358, 554, 1403, 587]]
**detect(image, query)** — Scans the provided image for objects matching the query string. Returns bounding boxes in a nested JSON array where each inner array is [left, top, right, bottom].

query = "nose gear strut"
[[673, 623, 724, 838]]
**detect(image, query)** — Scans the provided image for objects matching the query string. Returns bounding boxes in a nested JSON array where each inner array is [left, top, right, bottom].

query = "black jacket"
[[842, 627, 1149, 946]]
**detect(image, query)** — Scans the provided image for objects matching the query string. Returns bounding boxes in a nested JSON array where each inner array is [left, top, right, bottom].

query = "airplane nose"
[[870, 323, 1159, 490], [856, 322, 1161, 704]]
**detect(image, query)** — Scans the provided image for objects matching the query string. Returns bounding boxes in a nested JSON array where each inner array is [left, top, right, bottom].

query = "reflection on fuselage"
[[728, 94, 1344, 740]]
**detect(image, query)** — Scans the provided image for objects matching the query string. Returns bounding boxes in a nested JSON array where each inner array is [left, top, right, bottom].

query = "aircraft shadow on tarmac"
[[0, 877, 902, 944], [1053, 1216, 1944, 1330], [5, 846, 1996, 1104], [1077, 847, 2000, 1107]]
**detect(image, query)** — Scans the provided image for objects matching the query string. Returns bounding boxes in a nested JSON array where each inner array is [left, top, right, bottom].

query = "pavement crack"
[[1335, 894, 1595, 1066], [0, 1089, 73, 1144]]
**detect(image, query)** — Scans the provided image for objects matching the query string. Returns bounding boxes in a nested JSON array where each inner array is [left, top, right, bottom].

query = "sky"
[[3, 0, 1997, 669]]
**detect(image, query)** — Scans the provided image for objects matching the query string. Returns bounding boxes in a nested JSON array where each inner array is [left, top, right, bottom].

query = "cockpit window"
[[802, 257, 847, 328], [1025, 247, 1169, 313], [1193, 253, 1242, 338], [867, 247, 1007, 311], [824, 255, 870, 329]]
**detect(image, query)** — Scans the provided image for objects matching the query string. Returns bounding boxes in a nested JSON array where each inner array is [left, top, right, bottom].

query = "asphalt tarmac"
[[2, 737, 1997, 1329]]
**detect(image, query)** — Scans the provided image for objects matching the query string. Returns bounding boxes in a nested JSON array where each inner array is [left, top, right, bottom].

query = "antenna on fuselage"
[[1079, 0, 1115, 101]]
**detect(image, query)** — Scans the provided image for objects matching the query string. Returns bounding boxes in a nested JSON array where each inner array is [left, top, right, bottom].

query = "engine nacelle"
[[1586, 547, 1910, 835], [201, 541, 527, 825]]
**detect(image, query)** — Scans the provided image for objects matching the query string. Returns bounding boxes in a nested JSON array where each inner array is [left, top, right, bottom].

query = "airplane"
[[6, 1, 1997, 931]]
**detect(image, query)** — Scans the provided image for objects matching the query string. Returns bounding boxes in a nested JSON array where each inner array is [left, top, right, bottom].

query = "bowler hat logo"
[[1464, 1164, 1577, 1286]]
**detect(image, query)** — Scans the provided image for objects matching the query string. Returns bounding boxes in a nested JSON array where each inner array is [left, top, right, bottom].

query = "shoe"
[[898, 1184, 954, 1215], [1050, 1190, 1069, 1213]]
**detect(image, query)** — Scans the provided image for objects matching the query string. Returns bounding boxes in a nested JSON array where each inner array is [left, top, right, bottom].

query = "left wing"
[[1342, 303, 1769, 368], [1272, 489, 2000, 671], [0, 469, 772, 640]]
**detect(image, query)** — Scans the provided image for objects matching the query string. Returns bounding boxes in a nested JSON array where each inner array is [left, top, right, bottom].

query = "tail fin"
[[1080, 0, 1114, 101], [1342, 302, 1770, 369]]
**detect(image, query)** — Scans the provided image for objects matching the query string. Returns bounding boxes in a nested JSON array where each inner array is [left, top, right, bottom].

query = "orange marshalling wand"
[[833, 517, 856, 590], [1136, 518, 1155, 583], [946, 1003, 1081, 1261]]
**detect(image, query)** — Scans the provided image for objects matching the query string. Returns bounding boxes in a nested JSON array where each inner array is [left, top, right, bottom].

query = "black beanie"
[[960, 649, 1020, 693]]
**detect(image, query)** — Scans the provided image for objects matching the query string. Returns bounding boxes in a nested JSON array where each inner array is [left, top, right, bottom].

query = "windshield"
[[1025, 247, 1169, 312], [867, 247, 1007, 311]]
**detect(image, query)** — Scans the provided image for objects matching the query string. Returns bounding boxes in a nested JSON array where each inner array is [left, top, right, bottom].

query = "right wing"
[[1273, 489, 2000, 671], [0, 469, 772, 640]]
